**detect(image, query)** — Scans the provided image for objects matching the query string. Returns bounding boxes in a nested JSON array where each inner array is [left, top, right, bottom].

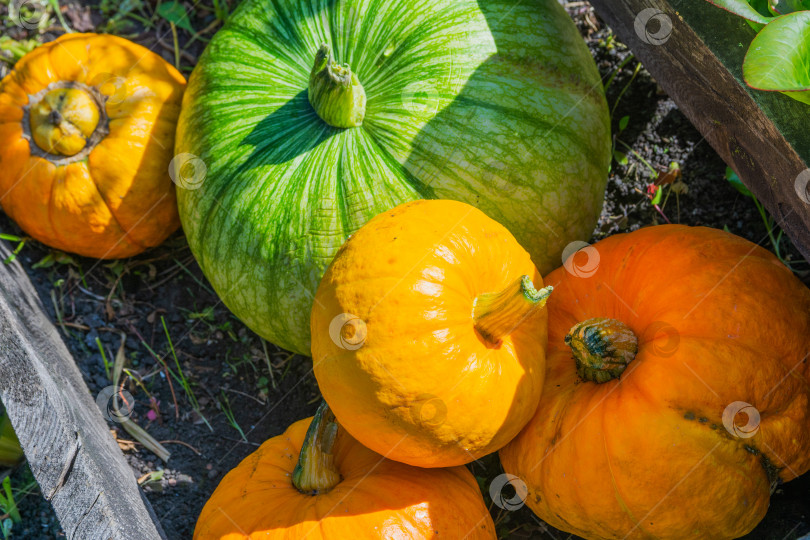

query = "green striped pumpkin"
[[175, 0, 610, 356]]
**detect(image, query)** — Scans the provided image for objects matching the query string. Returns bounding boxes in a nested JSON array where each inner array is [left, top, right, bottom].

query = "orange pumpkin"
[[500, 225, 810, 539], [0, 33, 184, 258], [311, 199, 552, 467], [194, 402, 497, 539]]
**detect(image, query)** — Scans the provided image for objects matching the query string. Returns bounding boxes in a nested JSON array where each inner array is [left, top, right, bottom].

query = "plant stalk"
[[292, 401, 341, 494], [308, 44, 366, 128], [473, 276, 552, 345]]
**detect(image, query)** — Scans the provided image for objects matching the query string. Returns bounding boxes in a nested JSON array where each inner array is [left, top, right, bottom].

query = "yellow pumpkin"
[[195, 402, 497, 539], [311, 199, 552, 467], [0, 33, 185, 258], [500, 225, 810, 539]]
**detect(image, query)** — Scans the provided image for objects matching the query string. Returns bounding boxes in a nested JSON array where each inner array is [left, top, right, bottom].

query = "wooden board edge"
[[589, 0, 810, 263], [0, 244, 167, 540]]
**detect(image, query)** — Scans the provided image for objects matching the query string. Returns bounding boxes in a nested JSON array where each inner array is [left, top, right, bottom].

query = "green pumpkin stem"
[[292, 401, 342, 495], [566, 318, 638, 383], [308, 44, 366, 128], [473, 276, 553, 344]]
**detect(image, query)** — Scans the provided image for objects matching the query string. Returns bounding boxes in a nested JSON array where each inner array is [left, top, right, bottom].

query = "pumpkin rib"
[[0, 128, 28, 200], [94, 150, 177, 239], [601, 426, 645, 537], [45, 160, 65, 249], [84, 163, 155, 253], [560, 384, 760, 538], [358, 129, 435, 200], [630, 336, 803, 471], [58, 161, 145, 257], [71, 161, 149, 255]]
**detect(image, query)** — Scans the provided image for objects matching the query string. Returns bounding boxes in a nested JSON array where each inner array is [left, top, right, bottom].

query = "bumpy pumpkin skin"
[[175, 0, 610, 356], [499, 225, 810, 540], [0, 34, 184, 259], [311, 200, 549, 467], [194, 415, 497, 539]]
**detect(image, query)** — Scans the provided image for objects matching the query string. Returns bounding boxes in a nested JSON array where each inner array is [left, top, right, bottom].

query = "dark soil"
[[0, 1, 808, 539]]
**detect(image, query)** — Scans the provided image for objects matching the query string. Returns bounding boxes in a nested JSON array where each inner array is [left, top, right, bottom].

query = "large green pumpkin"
[[175, 0, 610, 356]]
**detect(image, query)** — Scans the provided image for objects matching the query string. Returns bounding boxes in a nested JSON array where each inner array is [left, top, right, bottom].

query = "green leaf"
[[613, 149, 628, 166], [704, 0, 773, 23], [33, 251, 76, 269], [743, 11, 810, 104], [0, 235, 25, 265], [156, 1, 193, 32], [0, 37, 39, 64], [618, 115, 629, 131], [725, 166, 754, 197], [1, 478, 19, 523], [32, 254, 55, 269], [769, 0, 810, 14]]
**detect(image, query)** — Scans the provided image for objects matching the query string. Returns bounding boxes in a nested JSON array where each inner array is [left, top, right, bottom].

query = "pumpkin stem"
[[473, 276, 553, 345], [28, 87, 101, 156], [565, 318, 638, 383], [292, 401, 342, 495], [308, 43, 366, 128], [24, 81, 110, 165]]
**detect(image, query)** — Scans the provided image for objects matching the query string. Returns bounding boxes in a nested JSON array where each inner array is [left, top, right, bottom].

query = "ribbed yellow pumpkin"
[[0, 34, 184, 258]]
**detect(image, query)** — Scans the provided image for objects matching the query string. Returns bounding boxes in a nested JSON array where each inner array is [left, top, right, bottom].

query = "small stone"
[[84, 330, 99, 347], [176, 473, 194, 486]]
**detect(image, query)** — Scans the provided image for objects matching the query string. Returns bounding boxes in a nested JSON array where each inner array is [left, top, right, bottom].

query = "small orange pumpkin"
[[194, 402, 497, 539], [0, 33, 185, 258], [500, 225, 810, 539], [311, 199, 552, 467]]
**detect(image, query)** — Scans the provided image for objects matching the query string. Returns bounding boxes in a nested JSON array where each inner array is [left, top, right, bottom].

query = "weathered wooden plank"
[[0, 242, 166, 540], [589, 0, 810, 262]]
